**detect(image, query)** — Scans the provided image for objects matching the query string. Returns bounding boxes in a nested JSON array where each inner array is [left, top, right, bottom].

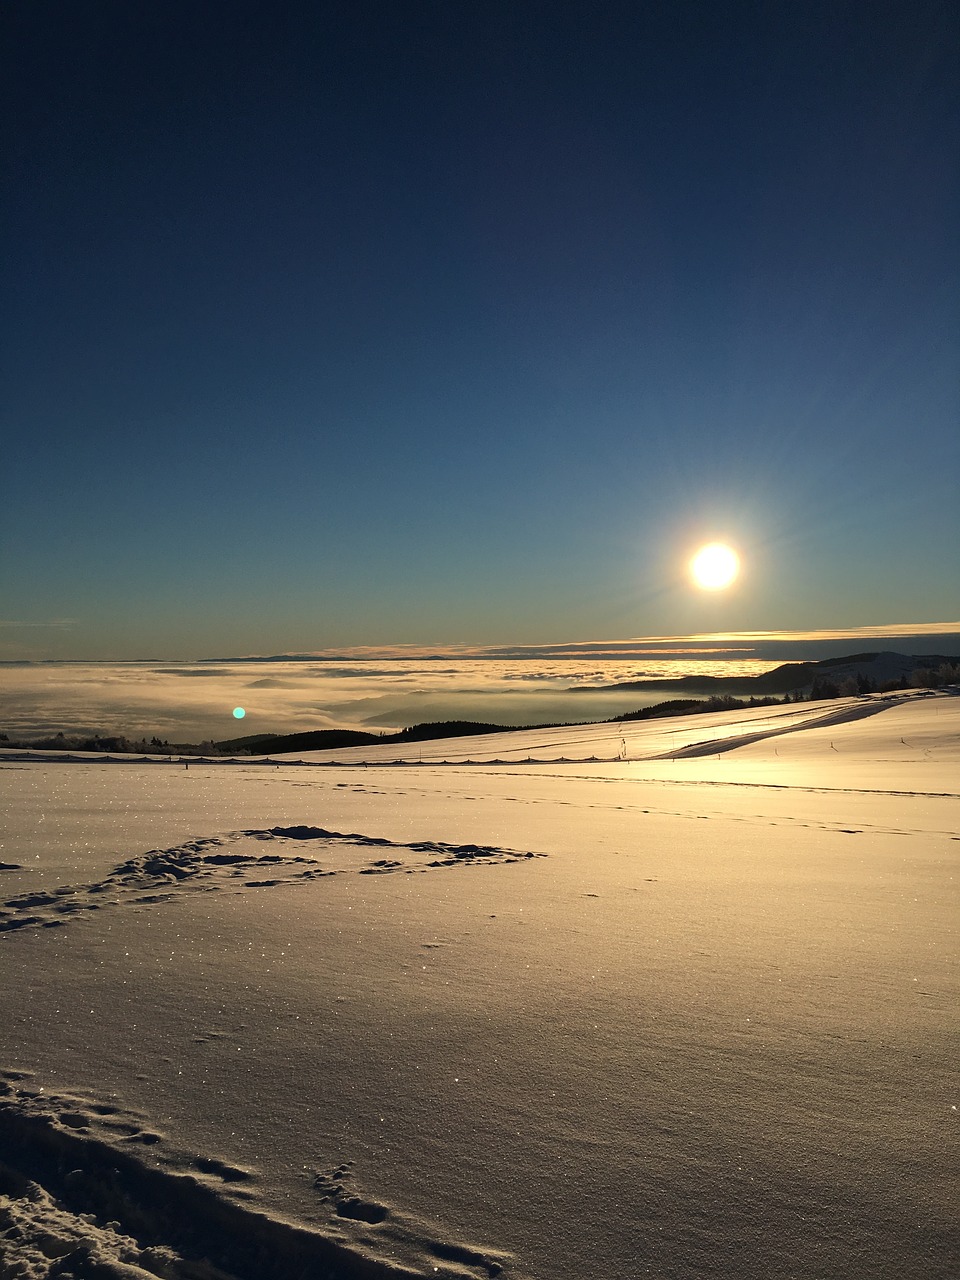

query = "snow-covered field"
[[1, 692, 957, 1278]]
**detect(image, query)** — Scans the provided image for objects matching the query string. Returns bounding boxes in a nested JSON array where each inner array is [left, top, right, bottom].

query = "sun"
[[689, 542, 740, 591]]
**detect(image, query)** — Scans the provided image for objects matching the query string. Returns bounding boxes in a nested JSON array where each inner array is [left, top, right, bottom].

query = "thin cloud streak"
[[690, 622, 960, 643], [194, 621, 960, 664], [0, 619, 77, 629]]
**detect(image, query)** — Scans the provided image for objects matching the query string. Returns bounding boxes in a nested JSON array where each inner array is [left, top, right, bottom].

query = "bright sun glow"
[[689, 543, 740, 591]]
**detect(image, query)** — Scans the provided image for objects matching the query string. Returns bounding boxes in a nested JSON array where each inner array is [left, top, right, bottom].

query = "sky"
[[1, 0, 958, 662]]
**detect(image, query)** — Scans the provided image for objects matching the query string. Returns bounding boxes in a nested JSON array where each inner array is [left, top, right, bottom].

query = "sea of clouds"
[[3, 627, 955, 743], [0, 655, 769, 742]]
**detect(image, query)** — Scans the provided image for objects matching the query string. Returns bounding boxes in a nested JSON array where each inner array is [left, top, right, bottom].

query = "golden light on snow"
[[689, 543, 740, 591]]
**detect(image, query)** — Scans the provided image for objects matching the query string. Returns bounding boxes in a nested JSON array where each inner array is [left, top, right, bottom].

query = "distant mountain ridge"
[[572, 651, 959, 696]]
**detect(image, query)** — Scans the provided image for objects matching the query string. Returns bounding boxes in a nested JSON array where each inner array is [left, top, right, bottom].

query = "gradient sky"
[[2, 0, 957, 661]]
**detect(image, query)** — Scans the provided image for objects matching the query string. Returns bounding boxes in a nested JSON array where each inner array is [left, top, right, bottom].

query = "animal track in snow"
[[0, 825, 546, 935], [0, 1071, 518, 1279]]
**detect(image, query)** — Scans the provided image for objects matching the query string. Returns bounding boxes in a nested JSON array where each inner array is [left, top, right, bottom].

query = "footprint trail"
[[0, 825, 546, 935], [0, 1071, 517, 1279]]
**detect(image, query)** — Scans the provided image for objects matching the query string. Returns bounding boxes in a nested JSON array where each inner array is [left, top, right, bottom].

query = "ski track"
[[0, 1071, 514, 1280], [0, 826, 546, 936], [642, 697, 900, 760]]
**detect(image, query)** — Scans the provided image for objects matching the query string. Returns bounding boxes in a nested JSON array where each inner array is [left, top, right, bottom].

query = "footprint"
[[314, 1165, 389, 1224], [193, 1155, 252, 1182], [58, 1112, 89, 1129], [360, 859, 404, 874], [334, 1196, 388, 1224]]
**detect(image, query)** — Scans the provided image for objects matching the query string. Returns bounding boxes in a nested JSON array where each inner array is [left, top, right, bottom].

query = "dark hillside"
[[575, 652, 960, 697]]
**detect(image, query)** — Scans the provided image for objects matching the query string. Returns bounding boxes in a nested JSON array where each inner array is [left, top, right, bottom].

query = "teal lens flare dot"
[[233, 707, 246, 719]]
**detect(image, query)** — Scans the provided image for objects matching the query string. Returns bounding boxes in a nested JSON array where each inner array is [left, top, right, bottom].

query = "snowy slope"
[[1, 693, 957, 1278]]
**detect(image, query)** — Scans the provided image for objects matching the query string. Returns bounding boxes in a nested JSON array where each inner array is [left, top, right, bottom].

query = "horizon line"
[[3, 621, 958, 666]]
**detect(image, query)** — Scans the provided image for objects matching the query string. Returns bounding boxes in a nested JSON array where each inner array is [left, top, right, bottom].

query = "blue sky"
[[2, 1, 957, 660]]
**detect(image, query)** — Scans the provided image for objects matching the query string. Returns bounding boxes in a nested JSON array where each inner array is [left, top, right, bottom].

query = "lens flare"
[[689, 543, 740, 591], [232, 707, 246, 719]]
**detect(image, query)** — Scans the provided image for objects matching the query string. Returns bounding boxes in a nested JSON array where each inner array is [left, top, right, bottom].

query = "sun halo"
[[689, 543, 740, 591]]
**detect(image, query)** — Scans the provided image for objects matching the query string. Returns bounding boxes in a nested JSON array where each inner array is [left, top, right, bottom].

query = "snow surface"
[[1, 691, 957, 1278]]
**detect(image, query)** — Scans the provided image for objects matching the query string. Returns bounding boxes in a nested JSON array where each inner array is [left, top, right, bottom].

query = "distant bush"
[[911, 662, 960, 689], [879, 676, 909, 692]]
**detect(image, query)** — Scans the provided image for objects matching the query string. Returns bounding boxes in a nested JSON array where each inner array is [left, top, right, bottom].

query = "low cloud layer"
[[2, 625, 956, 743], [0, 656, 763, 742]]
